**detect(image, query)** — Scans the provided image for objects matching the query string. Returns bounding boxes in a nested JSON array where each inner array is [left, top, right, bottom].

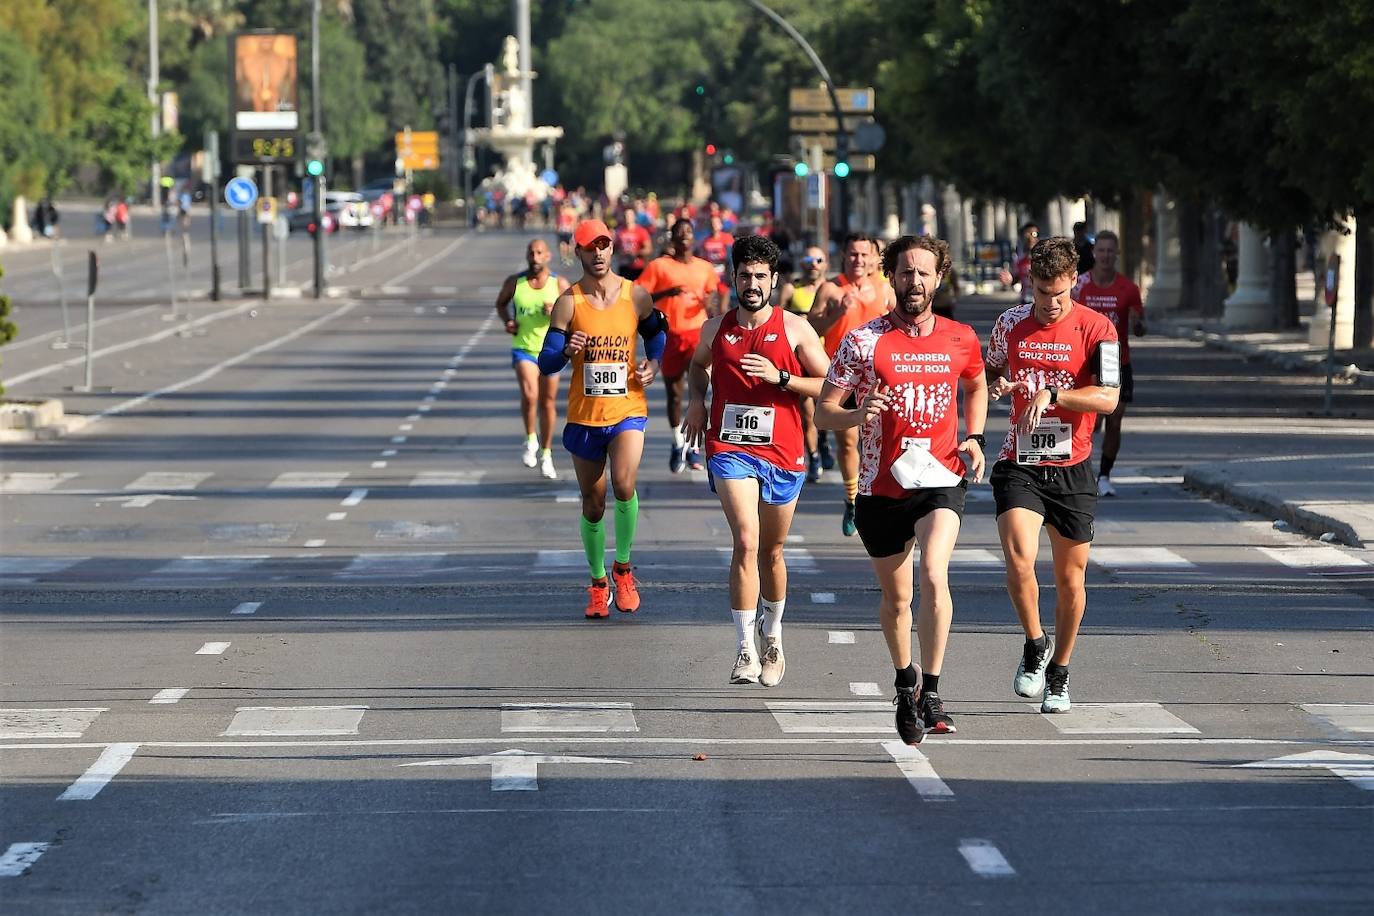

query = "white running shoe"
[[521, 440, 538, 468], [539, 454, 557, 479], [730, 646, 762, 684], [759, 638, 785, 687], [1097, 476, 1116, 497]]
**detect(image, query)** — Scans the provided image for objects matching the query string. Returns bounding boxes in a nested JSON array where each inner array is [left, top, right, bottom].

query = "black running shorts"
[[991, 458, 1097, 542], [855, 481, 968, 558]]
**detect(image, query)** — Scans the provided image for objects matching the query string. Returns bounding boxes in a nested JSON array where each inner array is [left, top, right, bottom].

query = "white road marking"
[[0, 556, 88, 579], [145, 556, 268, 581], [849, 682, 883, 697], [1035, 702, 1200, 734], [1257, 547, 1369, 569], [828, 631, 855, 644], [371, 461, 387, 469], [124, 471, 212, 491], [58, 742, 140, 801], [1303, 704, 1374, 735], [327, 512, 347, 521], [0, 843, 50, 877], [391, 436, 407, 444], [270, 471, 350, 489], [341, 488, 368, 506], [108, 492, 198, 509], [417, 405, 432, 412], [382, 449, 398, 457], [502, 703, 638, 733], [554, 489, 581, 503], [0, 708, 106, 739], [409, 471, 485, 486], [951, 548, 1002, 567], [959, 839, 1016, 877], [230, 601, 262, 615], [535, 549, 587, 570], [196, 642, 231, 655], [1091, 547, 1196, 570], [303, 539, 326, 548], [786, 534, 804, 543], [767, 701, 890, 733], [406, 414, 421, 421], [0, 472, 78, 493], [399, 424, 413, 431], [423, 395, 437, 402], [338, 553, 448, 578], [1238, 751, 1374, 791], [400, 749, 630, 791], [150, 688, 190, 704], [882, 740, 955, 800], [442, 369, 456, 377], [811, 592, 836, 604], [224, 706, 368, 737]]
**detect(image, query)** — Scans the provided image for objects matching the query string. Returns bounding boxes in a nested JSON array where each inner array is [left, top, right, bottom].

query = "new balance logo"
[[764, 333, 779, 342], [724, 333, 742, 344]]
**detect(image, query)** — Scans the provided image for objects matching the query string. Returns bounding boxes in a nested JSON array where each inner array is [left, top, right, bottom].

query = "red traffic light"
[[705, 143, 717, 156]]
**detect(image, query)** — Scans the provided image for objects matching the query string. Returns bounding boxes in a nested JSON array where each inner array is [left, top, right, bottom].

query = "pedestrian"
[[681, 234, 831, 687], [496, 238, 570, 480], [985, 236, 1121, 714], [115, 198, 130, 240], [807, 232, 895, 537], [1074, 230, 1145, 496], [1072, 221, 1095, 275], [817, 235, 988, 743], [538, 219, 666, 618]]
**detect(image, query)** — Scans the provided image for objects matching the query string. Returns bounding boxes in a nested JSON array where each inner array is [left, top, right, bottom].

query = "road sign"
[[396, 130, 440, 171], [791, 133, 845, 152], [823, 153, 876, 173], [790, 114, 877, 134], [789, 86, 876, 114], [853, 120, 887, 153], [258, 197, 278, 225], [540, 168, 559, 187], [224, 176, 258, 210]]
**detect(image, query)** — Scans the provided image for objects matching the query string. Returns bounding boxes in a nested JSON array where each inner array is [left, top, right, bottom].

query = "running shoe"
[[1041, 666, 1071, 713], [669, 444, 687, 474], [917, 691, 956, 734], [841, 500, 857, 538], [807, 452, 822, 483], [521, 439, 538, 468], [611, 563, 640, 613], [892, 686, 925, 745], [759, 637, 785, 687], [819, 440, 835, 471], [1097, 476, 1117, 497], [539, 454, 558, 479], [730, 646, 761, 684], [687, 448, 704, 471], [584, 580, 611, 619], [1014, 638, 1052, 697]]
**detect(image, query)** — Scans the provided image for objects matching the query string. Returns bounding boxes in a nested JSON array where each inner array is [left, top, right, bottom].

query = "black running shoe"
[[893, 686, 925, 745], [917, 691, 956, 734], [819, 441, 835, 470]]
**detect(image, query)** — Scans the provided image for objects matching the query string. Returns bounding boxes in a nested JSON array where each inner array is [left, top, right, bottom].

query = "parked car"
[[326, 191, 374, 229]]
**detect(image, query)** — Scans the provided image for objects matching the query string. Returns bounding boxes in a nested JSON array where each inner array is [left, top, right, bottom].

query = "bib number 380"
[[719, 404, 775, 445], [583, 362, 628, 397], [1017, 419, 1071, 464]]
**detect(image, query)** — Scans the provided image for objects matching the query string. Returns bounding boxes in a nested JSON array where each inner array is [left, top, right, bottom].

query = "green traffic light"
[[723, 153, 734, 165], [794, 162, 810, 178], [695, 84, 705, 96], [833, 160, 851, 179], [306, 159, 324, 177]]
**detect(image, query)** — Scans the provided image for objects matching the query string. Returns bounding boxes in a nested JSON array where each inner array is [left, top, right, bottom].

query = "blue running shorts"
[[562, 416, 648, 462], [707, 451, 806, 506]]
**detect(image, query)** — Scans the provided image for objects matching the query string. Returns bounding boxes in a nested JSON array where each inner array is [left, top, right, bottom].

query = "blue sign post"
[[224, 177, 259, 210]]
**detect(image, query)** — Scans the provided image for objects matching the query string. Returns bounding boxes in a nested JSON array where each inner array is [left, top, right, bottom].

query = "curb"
[[1157, 319, 1374, 389], [1182, 464, 1367, 549]]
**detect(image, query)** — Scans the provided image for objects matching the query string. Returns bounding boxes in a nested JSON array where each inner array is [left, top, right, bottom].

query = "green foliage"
[[0, 261, 16, 397], [306, 14, 386, 160], [0, 29, 49, 222], [353, 0, 443, 133]]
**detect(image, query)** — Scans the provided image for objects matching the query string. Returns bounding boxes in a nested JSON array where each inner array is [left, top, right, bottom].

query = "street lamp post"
[[148, 0, 161, 206], [462, 65, 493, 225]]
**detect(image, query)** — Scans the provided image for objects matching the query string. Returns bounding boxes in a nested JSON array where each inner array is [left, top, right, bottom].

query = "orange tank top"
[[822, 273, 890, 357], [566, 280, 648, 426]]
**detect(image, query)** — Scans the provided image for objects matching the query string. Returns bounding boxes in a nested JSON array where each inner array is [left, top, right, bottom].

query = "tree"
[[0, 28, 49, 224], [352, 0, 443, 133], [0, 261, 18, 395]]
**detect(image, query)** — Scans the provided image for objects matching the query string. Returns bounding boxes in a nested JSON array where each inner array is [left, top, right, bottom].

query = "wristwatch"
[[962, 433, 986, 447], [776, 369, 791, 390], [1046, 387, 1059, 405]]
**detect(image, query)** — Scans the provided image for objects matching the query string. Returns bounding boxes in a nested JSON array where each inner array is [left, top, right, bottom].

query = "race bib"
[[1016, 418, 1072, 464], [583, 362, 628, 397], [719, 404, 775, 445]]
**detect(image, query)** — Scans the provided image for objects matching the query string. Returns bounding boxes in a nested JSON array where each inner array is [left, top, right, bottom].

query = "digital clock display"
[[233, 132, 299, 163]]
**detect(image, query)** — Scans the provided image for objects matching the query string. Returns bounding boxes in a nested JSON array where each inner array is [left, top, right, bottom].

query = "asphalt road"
[[2, 229, 1372, 914]]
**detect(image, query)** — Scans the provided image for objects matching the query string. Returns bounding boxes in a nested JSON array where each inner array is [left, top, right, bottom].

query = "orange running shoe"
[[585, 580, 611, 619], [611, 563, 640, 613]]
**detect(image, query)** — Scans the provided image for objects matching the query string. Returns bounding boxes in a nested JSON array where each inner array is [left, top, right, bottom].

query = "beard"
[[739, 292, 768, 312], [897, 290, 931, 317]]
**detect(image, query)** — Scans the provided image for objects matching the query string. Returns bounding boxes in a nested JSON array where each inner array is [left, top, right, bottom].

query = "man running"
[[698, 213, 735, 279], [539, 220, 667, 618], [682, 235, 831, 688], [808, 232, 896, 536], [779, 246, 829, 481], [636, 217, 721, 473], [495, 239, 570, 479], [817, 236, 988, 743], [614, 207, 653, 280], [1074, 230, 1145, 496], [985, 236, 1120, 713], [999, 222, 1040, 305]]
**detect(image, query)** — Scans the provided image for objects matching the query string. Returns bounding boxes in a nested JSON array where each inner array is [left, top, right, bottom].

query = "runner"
[[779, 245, 829, 481], [636, 217, 721, 473], [538, 219, 667, 618], [556, 200, 577, 265], [614, 207, 653, 280], [817, 235, 988, 743], [984, 236, 1121, 713], [807, 232, 896, 536], [999, 222, 1040, 305], [1074, 230, 1145, 496], [682, 235, 831, 687], [494, 238, 570, 479], [698, 213, 735, 279]]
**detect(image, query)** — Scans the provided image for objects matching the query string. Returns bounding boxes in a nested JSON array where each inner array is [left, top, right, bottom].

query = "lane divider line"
[[150, 688, 190, 705], [57, 742, 140, 801], [196, 642, 230, 655], [959, 839, 1016, 877], [230, 602, 262, 616], [0, 842, 51, 877], [828, 631, 855, 644]]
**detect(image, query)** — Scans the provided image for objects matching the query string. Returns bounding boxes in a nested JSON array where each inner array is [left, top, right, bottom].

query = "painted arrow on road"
[[102, 493, 200, 509], [399, 748, 630, 791], [1236, 751, 1374, 790]]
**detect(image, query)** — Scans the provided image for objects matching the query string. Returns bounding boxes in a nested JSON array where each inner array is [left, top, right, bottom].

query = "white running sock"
[[524, 434, 537, 446], [672, 428, 687, 449], [761, 597, 785, 640], [732, 608, 757, 651]]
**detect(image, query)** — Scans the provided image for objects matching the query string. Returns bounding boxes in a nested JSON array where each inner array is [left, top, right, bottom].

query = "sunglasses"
[[802, 257, 825, 266], [582, 237, 612, 250]]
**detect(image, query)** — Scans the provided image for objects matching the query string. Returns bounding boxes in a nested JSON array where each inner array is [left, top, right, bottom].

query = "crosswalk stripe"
[[125, 471, 213, 491], [338, 553, 448, 577], [828, 631, 855, 644], [269, 471, 350, 489], [0, 472, 78, 493], [849, 682, 882, 697], [811, 592, 836, 604], [1035, 702, 1199, 734], [1090, 547, 1196, 570], [0, 708, 106, 739], [959, 840, 1016, 877], [409, 471, 486, 486], [223, 706, 367, 736], [0, 842, 51, 877], [144, 556, 269, 580], [1302, 704, 1374, 734], [1257, 546, 1369, 569], [501, 702, 638, 733]]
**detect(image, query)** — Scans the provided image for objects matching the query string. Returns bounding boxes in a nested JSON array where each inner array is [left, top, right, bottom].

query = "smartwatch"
[[962, 433, 986, 448], [1047, 387, 1059, 405], [776, 370, 791, 390]]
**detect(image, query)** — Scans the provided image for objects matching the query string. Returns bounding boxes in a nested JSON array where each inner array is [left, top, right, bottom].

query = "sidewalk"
[[1155, 313, 1374, 549]]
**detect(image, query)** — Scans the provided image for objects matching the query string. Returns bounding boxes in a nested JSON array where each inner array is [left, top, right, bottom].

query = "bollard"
[[50, 241, 74, 349]]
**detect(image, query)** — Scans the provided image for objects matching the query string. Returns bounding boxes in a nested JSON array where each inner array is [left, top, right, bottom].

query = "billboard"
[[233, 32, 299, 131]]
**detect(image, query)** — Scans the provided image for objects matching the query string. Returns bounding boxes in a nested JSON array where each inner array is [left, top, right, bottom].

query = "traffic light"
[[722, 151, 735, 166], [695, 84, 706, 96], [794, 161, 810, 178], [833, 159, 851, 179], [304, 131, 328, 177], [705, 143, 717, 157], [306, 158, 324, 177]]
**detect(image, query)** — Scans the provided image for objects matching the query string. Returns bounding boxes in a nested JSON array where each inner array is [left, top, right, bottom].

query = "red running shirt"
[[1076, 273, 1142, 363], [985, 303, 1119, 466], [708, 307, 806, 472], [826, 314, 985, 498]]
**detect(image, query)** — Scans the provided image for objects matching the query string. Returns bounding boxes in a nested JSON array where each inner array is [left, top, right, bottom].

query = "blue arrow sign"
[[540, 169, 559, 187], [224, 176, 259, 210]]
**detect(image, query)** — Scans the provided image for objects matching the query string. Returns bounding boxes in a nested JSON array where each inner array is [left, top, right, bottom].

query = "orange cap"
[[574, 219, 612, 248]]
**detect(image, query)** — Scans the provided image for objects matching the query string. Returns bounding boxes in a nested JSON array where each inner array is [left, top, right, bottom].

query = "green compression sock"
[[580, 516, 606, 579], [613, 492, 639, 565]]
